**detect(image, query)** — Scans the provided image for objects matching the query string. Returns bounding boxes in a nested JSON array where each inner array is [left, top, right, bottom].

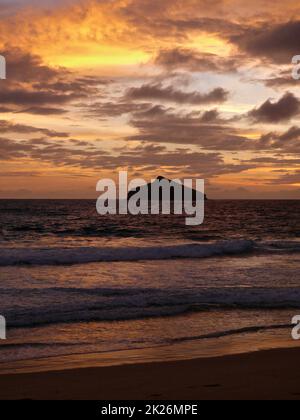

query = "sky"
[[0, 0, 300, 199]]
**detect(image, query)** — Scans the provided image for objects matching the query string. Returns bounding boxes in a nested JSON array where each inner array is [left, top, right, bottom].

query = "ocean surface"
[[0, 199, 300, 369]]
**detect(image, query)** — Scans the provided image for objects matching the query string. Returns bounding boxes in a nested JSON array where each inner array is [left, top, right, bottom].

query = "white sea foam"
[[3, 286, 300, 328], [0, 240, 255, 266], [1, 239, 300, 267]]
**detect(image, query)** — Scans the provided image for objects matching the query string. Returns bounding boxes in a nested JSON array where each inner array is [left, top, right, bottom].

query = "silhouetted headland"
[[127, 176, 207, 201]]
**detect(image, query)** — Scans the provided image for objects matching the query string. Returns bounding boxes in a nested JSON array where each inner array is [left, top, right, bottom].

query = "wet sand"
[[0, 347, 300, 400]]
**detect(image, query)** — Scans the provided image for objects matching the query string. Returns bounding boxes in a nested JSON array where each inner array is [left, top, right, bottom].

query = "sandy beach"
[[0, 347, 300, 400]]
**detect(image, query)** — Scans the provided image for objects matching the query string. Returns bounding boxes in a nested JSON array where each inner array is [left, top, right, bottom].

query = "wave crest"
[[0, 240, 254, 266], [3, 286, 300, 328]]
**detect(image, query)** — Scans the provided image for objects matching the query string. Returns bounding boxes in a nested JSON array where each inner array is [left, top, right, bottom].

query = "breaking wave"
[[3, 286, 300, 328], [0, 239, 299, 266]]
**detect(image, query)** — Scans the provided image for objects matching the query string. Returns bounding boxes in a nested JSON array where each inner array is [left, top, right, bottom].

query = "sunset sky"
[[0, 0, 300, 198]]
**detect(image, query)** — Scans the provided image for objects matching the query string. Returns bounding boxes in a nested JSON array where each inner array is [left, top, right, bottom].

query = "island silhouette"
[[127, 176, 207, 202]]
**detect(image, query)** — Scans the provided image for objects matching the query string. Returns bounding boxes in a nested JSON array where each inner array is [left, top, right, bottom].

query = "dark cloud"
[[3, 47, 61, 83], [271, 170, 300, 184], [0, 48, 110, 110], [258, 125, 300, 153], [278, 170, 300, 184], [0, 137, 34, 160], [0, 120, 69, 137], [279, 125, 300, 141], [126, 83, 229, 105], [124, 103, 300, 154], [4, 47, 109, 88], [110, 144, 253, 177], [165, 16, 243, 37], [154, 48, 240, 73], [245, 156, 300, 166], [32, 77, 105, 96], [263, 70, 297, 88], [127, 105, 253, 150], [131, 104, 171, 119], [122, 0, 243, 40], [199, 109, 220, 123], [0, 135, 253, 178], [84, 101, 152, 118], [0, 106, 13, 113], [248, 92, 300, 124], [230, 20, 300, 64], [0, 88, 82, 106], [16, 107, 68, 115], [0, 170, 42, 177]]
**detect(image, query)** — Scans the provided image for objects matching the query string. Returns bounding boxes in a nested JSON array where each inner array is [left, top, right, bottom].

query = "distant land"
[[128, 176, 207, 201]]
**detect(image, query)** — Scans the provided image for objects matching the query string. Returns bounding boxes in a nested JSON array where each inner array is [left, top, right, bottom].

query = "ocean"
[[0, 199, 300, 370]]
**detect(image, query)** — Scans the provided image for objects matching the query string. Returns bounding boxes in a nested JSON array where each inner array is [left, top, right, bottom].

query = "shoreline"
[[1, 347, 300, 400], [0, 327, 297, 376]]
